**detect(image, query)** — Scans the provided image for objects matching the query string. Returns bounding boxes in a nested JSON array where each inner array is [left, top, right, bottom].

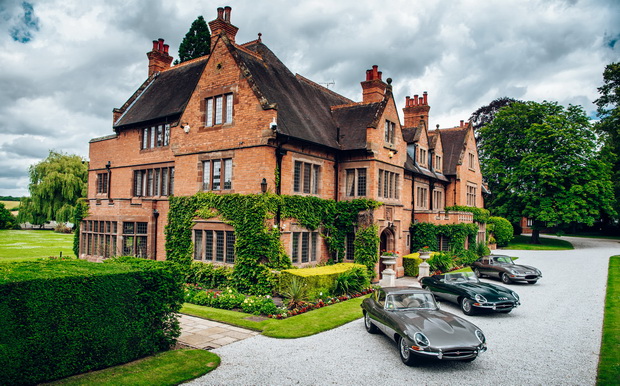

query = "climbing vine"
[[445, 205, 490, 223], [165, 192, 380, 295], [409, 222, 478, 252], [353, 224, 380, 276]]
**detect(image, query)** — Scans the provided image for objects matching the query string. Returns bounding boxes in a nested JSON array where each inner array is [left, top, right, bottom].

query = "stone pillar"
[[418, 251, 431, 278], [380, 255, 397, 287]]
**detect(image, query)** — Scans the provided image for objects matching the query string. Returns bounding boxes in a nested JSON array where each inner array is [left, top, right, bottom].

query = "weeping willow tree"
[[18, 151, 88, 226]]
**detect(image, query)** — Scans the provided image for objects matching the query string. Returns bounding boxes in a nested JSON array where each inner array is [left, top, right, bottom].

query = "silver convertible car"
[[361, 287, 487, 366]]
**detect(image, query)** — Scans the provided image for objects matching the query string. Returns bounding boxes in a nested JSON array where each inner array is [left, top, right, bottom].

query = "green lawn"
[[0, 230, 75, 261], [47, 349, 219, 385], [597, 255, 620, 385], [505, 235, 573, 250], [182, 295, 368, 339]]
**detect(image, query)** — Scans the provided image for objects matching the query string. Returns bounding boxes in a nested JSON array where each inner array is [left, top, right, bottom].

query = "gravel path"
[[188, 236, 619, 386]]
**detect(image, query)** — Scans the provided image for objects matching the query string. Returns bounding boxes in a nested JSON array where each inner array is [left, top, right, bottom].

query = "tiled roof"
[[331, 102, 383, 150], [404, 154, 449, 182], [113, 59, 207, 129], [440, 126, 468, 175]]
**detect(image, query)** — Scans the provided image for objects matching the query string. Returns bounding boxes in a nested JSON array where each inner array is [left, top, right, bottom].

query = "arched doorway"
[[379, 227, 395, 278]]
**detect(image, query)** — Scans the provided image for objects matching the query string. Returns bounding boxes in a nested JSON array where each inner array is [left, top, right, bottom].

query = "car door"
[[427, 276, 458, 304], [477, 258, 493, 276]]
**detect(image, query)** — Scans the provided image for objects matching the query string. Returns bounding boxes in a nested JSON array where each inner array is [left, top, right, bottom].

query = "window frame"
[[293, 160, 320, 195], [202, 158, 233, 191], [378, 169, 400, 199], [345, 168, 367, 197], [205, 93, 234, 127], [133, 166, 175, 197], [291, 230, 319, 264], [141, 124, 170, 150], [193, 228, 236, 264], [96, 172, 109, 194]]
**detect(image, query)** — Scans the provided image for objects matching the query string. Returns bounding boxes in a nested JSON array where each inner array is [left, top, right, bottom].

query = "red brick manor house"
[[82, 7, 485, 277]]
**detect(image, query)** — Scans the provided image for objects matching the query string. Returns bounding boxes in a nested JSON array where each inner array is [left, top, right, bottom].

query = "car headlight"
[[511, 291, 520, 301], [536, 269, 541, 275], [475, 329, 486, 344], [414, 332, 430, 347], [474, 294, 487, 303]]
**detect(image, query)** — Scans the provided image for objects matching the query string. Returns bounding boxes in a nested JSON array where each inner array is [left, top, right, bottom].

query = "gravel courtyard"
[[188, 236, 619, 386]]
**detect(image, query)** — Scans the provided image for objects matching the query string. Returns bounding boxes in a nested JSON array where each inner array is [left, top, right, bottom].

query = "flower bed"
[[184, 284, 375, 319]]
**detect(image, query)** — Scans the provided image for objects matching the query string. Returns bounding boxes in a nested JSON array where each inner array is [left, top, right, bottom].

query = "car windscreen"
[[386, 293, 437, 310], [495, 256, 514, 264], [444, 271, 478, 283]]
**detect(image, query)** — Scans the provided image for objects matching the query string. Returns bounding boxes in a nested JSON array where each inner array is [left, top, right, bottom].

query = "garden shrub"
[[280, 275, 308, 309], [185, 261, 232, 288], [333, 266, 370, 296], [488, 216, 514, 247], [0, 259, 184, 385], [240, 295, 278, 315], [402, 253, 424, 276], [212, 287, 246, 309], [279, 263, 368, 295], [428, 252, 455, 273]]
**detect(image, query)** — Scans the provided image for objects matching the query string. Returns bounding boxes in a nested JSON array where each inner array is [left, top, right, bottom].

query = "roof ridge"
[[331, 101, 376, 110], [295, 74, 354, 104], [234, 43, 264, 60], [166, 56, 208, 71]]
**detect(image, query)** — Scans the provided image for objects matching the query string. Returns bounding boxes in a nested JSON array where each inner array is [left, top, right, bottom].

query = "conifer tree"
[[176, 16, 211, 64]]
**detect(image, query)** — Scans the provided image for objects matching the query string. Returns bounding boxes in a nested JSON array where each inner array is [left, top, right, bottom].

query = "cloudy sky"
[[0, 0, 618, 197]]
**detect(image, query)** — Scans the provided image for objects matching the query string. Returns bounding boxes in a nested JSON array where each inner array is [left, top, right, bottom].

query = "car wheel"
[[364, 311, 378, 334], [474, 268, 482, 278], [501, 273, 512, 284], [398, 336, 416, 366], [460, 298, 475, 316], [527, 280, 538, 284]]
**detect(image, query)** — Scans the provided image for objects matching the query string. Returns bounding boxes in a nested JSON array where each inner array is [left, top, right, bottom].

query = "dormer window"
[[384, 120, 395, 144], [418, 148, 427, 166], [206, 93, 233, 127], [435, 155, 442, 172]]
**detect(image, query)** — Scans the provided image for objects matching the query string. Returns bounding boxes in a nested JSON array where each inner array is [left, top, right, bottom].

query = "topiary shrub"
[[488, 216, 514, 247], [402, 253, 423, 276]]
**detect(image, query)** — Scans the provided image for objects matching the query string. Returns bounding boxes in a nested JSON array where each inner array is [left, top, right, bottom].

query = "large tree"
[[175, 15, 211, 64], [478, 100, 615, 243], [594, 62, 620, 220], [18, 151, 88, 226], [0, 203, 19, 229]]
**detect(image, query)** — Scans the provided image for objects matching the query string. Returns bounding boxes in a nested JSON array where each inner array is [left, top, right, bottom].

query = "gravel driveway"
[[188, 236, 619, 386]]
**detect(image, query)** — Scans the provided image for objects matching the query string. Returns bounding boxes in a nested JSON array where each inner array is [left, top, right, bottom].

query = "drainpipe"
[[106, 161, 111, 200], [152, 208, 159, 260]]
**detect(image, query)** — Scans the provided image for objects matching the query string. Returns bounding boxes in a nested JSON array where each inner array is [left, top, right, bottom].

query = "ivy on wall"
[[445, 205, 490, 223], [165, 192, 380, 295], [409, 222, 478, 252], [352, 224, 380, 276]]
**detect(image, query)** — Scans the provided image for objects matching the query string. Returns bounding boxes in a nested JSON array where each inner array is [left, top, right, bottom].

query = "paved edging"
[[178, 314, 259, 349]]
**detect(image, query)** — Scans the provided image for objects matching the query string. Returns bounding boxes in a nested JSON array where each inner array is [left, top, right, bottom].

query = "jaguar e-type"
[[361, 287, 487, 366], [472, 255, 542, 284], [420, 270, 520, 315]]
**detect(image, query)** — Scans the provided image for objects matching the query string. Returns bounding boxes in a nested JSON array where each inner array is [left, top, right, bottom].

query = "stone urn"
[[380, 254, 397, 287], [418, 251, 431, 278]]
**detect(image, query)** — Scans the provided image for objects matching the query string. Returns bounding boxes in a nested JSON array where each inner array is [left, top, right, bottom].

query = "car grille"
[[525, 275, 538, 280], [442, 348, 477, 359], [495, 302, 515, 310]]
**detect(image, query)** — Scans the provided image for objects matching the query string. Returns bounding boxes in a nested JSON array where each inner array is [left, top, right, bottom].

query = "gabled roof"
[[332, 102, 383, 150], [113, 59, 207, 129], [440, 126, 468, 175], [404, 154, 449, 182]]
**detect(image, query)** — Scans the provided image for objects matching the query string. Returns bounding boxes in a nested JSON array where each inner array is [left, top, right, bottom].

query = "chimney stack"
[[209, 6, 239, 46], [403, 91, 430, 129], [360, 65, 387, 103], [146, 38, 173, 76]]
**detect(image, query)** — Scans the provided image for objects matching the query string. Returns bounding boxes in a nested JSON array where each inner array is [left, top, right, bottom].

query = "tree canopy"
[[478, 100, 615, 242], [176, 15, 211, 64], [469, 97, 520, 132], [18, 151, 88, 226], [595, 62, 620, 220], [0, 203, 19, 230]]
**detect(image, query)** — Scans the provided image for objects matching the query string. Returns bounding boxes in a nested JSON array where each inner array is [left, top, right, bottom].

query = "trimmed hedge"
[[279, 263, 367, 294], [488, 216, 514, 247], [402, 253, 425, 276], [0, 259, 184, 385]]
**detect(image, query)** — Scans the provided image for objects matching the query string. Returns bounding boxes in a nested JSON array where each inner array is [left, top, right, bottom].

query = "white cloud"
[[0, 0, 617, 196]]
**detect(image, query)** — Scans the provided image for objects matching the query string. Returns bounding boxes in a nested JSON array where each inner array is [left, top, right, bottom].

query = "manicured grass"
[[181, 295, 368, 339], [505, 235, 573, 250], [597, 255, 620, 386], [0, 230, 74, 261], [47, 349, 219, 385], [0, 200, 19, 210]]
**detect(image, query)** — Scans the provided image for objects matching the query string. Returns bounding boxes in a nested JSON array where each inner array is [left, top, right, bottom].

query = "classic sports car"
[[472, 255, 542, 284], [420, 270, 520, 315], [361, 287, 487, 366]]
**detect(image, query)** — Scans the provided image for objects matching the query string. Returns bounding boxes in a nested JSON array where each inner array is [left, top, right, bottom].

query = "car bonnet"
[[398, 309, 481, 347], [455, 282, 515, 300]]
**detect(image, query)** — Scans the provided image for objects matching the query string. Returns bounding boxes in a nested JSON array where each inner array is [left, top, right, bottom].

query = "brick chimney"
[[403, 92, 430, 129], [361, 65, 387, 103], [146, 38, 173, 76], [209, 6, 239, 46]]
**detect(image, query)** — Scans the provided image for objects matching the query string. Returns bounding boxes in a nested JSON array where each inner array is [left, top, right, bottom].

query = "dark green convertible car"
[[420, 270, 521, 315]]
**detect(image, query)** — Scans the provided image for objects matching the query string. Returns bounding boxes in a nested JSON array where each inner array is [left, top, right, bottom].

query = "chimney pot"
[[217, 7, 224, 19], [460, 120, 464, 127], [158, 38, 164, 51], [163, 44, 169, 53], [423, 91, 428, 105], [152, 40, 159, 51], [224, 6, 231, 22], [366, 69, 371, 81], [378, 71, 382, 80], [406, 96, 410, 107], [413, 94, 418, 105]]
